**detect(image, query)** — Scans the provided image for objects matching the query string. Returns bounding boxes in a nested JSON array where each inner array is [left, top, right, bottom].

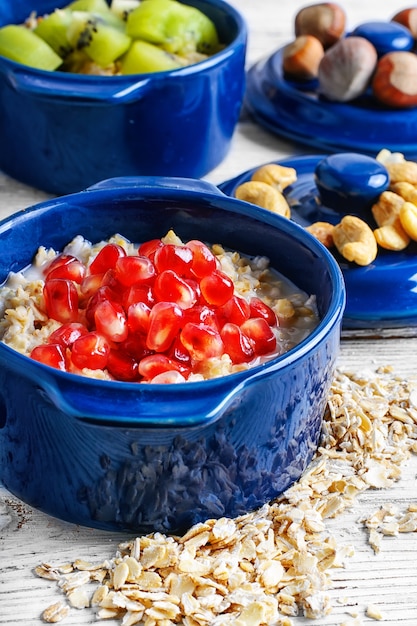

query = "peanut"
[[235, 181, 291, 218], [371, 190, 404, 227], [374, 223, 410, 251], [333, 215, 378, 266], [318, 36, 378, 102], [386, 159, 417, 185], [390, 181, 417, 205], [251, 163, 297, 192]]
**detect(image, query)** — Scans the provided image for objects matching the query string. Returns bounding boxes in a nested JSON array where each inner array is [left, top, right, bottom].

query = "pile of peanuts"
[[282, 2, 417, 108], [234, 150, 417, 267]]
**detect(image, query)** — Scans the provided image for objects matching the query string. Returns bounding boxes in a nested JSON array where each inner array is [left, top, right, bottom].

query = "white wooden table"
[[1, 2, 417, 625]]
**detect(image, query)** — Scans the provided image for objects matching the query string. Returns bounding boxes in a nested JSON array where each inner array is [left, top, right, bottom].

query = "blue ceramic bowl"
[[0, 0, 247, 195], [0, 177, 345, 533]]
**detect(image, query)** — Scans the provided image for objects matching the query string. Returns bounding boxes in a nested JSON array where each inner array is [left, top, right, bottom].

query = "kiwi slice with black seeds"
[[66, 11, 131, 66], [0, 24, 63, 70], [120, 39, 182, 74]]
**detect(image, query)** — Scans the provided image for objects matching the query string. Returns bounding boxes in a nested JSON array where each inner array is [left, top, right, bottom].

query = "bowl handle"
[[85, 176, 227, 196], [5, 67, 154, 103]]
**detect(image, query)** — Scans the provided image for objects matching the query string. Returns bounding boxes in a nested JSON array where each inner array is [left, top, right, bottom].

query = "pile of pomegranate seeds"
[[29, 234, 280, 383]]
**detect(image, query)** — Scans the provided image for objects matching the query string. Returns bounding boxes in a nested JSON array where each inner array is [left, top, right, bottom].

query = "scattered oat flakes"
[[366, 603, 385, 620], [36, 366, 417, 625]]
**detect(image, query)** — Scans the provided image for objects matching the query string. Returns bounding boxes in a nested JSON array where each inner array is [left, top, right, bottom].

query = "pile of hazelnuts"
[[282, 3, 417, 108]]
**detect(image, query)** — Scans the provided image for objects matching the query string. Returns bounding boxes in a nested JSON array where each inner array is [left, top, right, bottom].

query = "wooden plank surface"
[[1, 1, 417, 625]]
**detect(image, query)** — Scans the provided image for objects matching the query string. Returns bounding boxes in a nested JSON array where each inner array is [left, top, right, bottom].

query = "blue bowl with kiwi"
[[0, 0, 247, 195]]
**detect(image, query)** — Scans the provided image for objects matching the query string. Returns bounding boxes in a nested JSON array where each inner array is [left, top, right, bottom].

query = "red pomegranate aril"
[[85, 286, 120, 327], [250, 297, 277, 326], [127, 301, 151, 334], [146, 301, 183, 352], [220, 323, 255, 364], [138, 238, 164, 260], [121, 333, 152, 361], [106, 349, 139, 381], [185, 239, 218, 278], [217, 295, 251, 327], [100, 268, 124, 293], [180, 322, 224, 361], [43, 278, 79, 324], [94, 299, 128, 342], [184, 305, 219, 330], [114, 255, 156, 287], [30, 343, 67, 370], [168, 336, 191, 364], [45, 254, 86, 283], [241, 318, 277, 356], [138, 353, 189, 380], [123, 284, 155, 309], [200, 270, 234, 307], [89, 243, 126, 275], [80, 273, 105, 298], [153, 270, 197, 309], [48, 322, 88, 348], [71, 331, 110, 370], [154, 243, 194, 276]]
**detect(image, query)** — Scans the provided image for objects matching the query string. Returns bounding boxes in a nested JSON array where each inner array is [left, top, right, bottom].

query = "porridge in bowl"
[[0, 230, 319, 383]]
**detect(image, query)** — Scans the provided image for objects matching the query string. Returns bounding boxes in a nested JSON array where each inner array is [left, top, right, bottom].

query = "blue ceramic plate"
[[219, 155, 417, 330], [245, 47, 417, 159]]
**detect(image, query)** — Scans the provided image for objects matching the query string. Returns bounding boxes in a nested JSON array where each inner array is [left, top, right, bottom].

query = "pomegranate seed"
[[220, 323, 254, 364], [43, 278, 79, 324], [106, 349, 139, 381], [80, 273, 105, 298], [168, 336, 191, 364], [250, 297, 277, 326], [180, 322, 224, 361], [200, 270, 234, 307], [138, 238, 164, 259], [114, 255, 156, 287], [127, 301, 151, 334], [184, 305, 218, 330], [154, 244, 193, 276], [146, 301, 183, 352], [94, 299, 128, 343], [71, 331, 110, 370], [138, 353, 189, 380], [89, 243, 126, 275], [241, 318, 277, 356], [30, 343, 66, 370], [48, 322, 88, 348], [216, 295, 251, 327], [153, 270, 197, 309], [85, 285, 120, 327], [100, 268, 124, 293], [185, 240, 217, 278], [121, 333, 152, 361], [150, 370, 186, 384], [45, 254, 86, 283], [123, 284, 155, 309]]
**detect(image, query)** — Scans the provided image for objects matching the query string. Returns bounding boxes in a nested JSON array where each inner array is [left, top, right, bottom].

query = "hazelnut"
[[318, 36, 378, 102], [294, 2, 346, 49], [282, 35, 324, 80], [372, 51, 417, 108], [391, 8, 417, 39]]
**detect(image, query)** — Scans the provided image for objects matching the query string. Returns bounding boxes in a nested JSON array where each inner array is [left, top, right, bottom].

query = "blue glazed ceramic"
[[219, 155, 417, 330], [0, 0, 247, 195], [349, 21, 414, 56], [245, 46, 417, 158], [0, 177, 345, 533], [314, 153, 389, 216]]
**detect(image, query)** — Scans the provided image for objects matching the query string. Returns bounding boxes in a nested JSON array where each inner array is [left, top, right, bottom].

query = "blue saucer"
[[245, 47, 417, 159], [219, 155, 417, 330]]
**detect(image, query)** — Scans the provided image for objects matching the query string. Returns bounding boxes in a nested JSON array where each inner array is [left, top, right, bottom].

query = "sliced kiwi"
[[66, 0, 111, 13], [110, 0, 141, 20], [0, 24, 63, 70], [126, 0, 219, 56], [120, 39, 182, 74], [34, 9, 74, 57], [66, 11, 131, 66]]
